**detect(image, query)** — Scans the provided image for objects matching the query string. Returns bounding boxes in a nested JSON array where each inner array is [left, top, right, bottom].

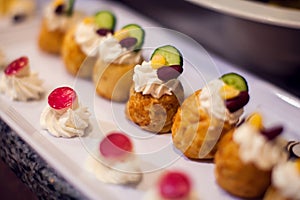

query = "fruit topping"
[[96, 28, 113, 36], [247, 112, 263, 130], [66, 0, 75, 16], [225, 91, 249, 113], [260, 125, 283, 140], [118, 24, 144, 50], [159, 171, 191, 199], [151, 45, 183, 68], [151, 54, 166, 69], [94, 10, 116, 32], [157, 65, 183, 81], [99, 132, 133, 159], [221, 73, 248, 91], [48, 86, 78, 113], [54, 4, 65, 15], [286, 141, 300, 159], [119, 37, 137, 50], [220, 84, 240, 100], [4, 56, 29, 77]]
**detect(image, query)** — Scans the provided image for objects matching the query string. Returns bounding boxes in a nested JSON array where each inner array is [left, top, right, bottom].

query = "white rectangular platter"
[[0, 0, 300, 199]]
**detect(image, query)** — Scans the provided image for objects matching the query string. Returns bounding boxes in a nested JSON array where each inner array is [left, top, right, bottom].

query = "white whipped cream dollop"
[[85, 152, 142, 184], [0, 72, 44, 101], [40, 105, 90, 138], [133, 61, 180, 98], [75, 21, 103, 56], [233, 123, 288, 170], [272, 161, 300, 199], [98, 35, 125, 63], [44, 3, 82, 32], [199, 79, 243, 125]]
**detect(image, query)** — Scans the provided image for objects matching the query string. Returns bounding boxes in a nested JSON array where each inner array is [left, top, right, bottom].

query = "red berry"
[[48, 87, 77, 110], [225, 91, 250, 113], [4, 56, 29, 76], [159, 171, 191, 199], [119, 37, 137, 49], [99, 132, 133, 159], [96, 28, 113, 36]]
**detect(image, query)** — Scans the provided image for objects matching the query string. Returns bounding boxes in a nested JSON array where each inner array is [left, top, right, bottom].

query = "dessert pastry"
[[215, 113, 288, 198], [38, 0, 83, 54], [62, 11, 116, 78], [126, 45, 184, 133], [85, 132, 142, 184], [40, 86, 90, 137], [143, 170, 198, 200], [0, 56, 44, 101], [93, 24, 144, 101], [7, 0, 36, 23], [264, 159, 300, 200], [172, 73, 249, 159]]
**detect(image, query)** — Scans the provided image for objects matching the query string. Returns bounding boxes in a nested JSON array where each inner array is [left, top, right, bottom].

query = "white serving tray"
[[0, 0, 300, 199]]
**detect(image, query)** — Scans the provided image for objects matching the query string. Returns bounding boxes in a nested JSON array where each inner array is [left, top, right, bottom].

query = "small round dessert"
[[143, 170, 198, 200], [0, 56, 44, 101], [264, 159, 300, 200], [214, 113, 288, 198], [93, 24, 144, 102], [62, 11, 116, 78], [40, 86, 90, 138], [126, 45, 184, 133], [85, 132, 142, 184], [38, 0, 84, 54], [172, 73, 249, 159]]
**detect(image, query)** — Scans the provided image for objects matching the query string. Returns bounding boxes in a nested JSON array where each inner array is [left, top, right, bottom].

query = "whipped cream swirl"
[[98, 35, 126, 63], [199, 79, 243, 125], [233, 123, 288, 170], [75, 21, 103, 56], [40, 105, 90, 138], [133, 61, 180, 98], [0, 72, 44, 101], [44, 3, 82, 32], [272, 161, 300, 199], [85, 152, 142, 184]]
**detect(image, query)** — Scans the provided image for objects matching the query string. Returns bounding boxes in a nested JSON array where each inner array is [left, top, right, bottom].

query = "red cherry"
[[225, 91, 250, 113], [260, 125, 283, 140], [159, 171, 191, 199], [157, 65, 183, 82], [4, 56, 29, 76], [48, 87, 77, 110], [99, 132, 133, 159]]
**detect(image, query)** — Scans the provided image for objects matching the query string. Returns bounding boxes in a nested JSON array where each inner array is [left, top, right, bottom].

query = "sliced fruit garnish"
[[260, 125, 283, 140], [96, 28, 113, 36], [114, 29, 130, 41], [151, 54, 166, 69], [151, 45, 183, 68], [119, 37, 137, 49], [159, 171, 191, 199], [157, 65, 183, 81], [221, 73, 248, 92], [83, 17, 94, 25], [119, 24, 145, 50], [220, 84, 240, 100], [225, 91, 249, 113], [94, 10, 116, 31], [65, 0, 75, 16], [48, 87, 78, 112], [99, 132, 133, 159], [4, 56, 29, 77], [247, 112, 263, 130], [53, 0, 64, 7], [54, 4, 65, 15]]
